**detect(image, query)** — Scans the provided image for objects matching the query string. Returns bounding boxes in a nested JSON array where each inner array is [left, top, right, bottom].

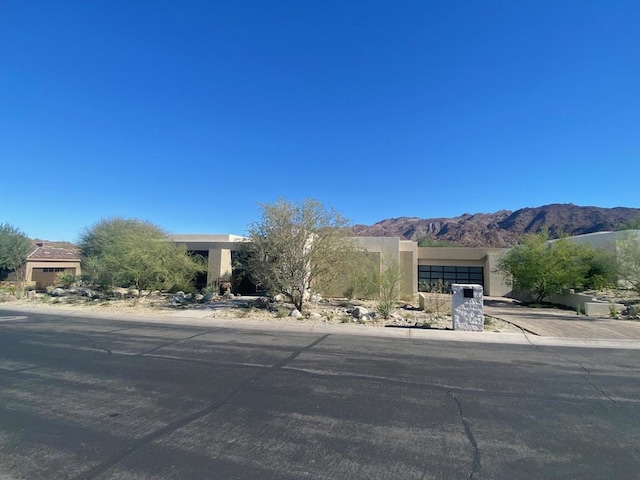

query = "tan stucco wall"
[[354, 237, 416, 296], [207, 248, 232, 284], [25, 260, 82, 289], [170, 234, 247, 286], [169, 233, 515, 298]]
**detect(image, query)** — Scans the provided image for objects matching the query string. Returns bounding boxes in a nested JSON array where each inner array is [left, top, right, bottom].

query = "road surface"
[[1, 309, 639, 479]]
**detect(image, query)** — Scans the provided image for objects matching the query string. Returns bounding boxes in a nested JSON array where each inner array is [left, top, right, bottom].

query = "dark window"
[[418, 265, 484, 292]]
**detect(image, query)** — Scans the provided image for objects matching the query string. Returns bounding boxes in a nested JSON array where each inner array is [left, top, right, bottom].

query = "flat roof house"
[[169, 234, 512, 297]]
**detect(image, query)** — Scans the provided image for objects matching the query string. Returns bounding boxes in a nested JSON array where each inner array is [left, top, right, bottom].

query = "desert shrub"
[[421, 279, 451, 320], [343, 284, 357, 300], [609, 304, 619, 318], [56, 272, 80, 288], [375, 257, 401, 319], [376, 299, 396, 319]]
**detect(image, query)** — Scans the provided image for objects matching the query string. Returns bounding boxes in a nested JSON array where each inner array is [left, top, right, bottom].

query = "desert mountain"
[[352, 204, 640, 248]]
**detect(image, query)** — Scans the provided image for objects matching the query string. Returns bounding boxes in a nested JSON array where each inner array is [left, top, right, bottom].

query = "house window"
[[42, 268, 67, 273], [418, 265, 484, 292]]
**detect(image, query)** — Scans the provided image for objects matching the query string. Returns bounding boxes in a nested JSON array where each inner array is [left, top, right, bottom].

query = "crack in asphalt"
[[137, 330, 219, 356], [79, 329, 220, 357], [567, 358, 617, 404], [516, 326, 618, 405], [278, 366, 640, 404], [72, 333, 330, 480], [0, 365, 44, 376], [447, 390, 481, 479], [82, 335, 113, 355], [90, 327, 135, 334]]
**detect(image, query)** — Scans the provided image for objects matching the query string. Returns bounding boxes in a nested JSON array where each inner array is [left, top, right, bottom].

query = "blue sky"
[[1, 1, 638, 241]]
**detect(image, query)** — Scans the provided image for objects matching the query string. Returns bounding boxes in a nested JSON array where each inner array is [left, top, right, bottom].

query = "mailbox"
[[452, 284, 484, 332]]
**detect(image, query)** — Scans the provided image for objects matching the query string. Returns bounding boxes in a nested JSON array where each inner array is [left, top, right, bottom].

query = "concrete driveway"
[[485, 298, 640, 340]]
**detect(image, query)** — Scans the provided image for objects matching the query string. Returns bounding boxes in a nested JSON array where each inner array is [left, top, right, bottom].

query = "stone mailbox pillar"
[[452, 284, 484, 332]]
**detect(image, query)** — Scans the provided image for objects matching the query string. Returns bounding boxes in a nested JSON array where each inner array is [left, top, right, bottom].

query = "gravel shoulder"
[[1, 293, 522, 333]]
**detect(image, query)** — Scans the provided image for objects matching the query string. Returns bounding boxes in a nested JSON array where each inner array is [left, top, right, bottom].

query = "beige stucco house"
[[169, 234, 511, 297], [10, 242, 82, 290]]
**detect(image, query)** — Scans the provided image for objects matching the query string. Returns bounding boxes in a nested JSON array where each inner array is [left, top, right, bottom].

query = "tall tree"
[[616, 231, 640, 293], [80, 218, 203, 292], [0, 223, 33, 290], [246, 198, 357, 312]]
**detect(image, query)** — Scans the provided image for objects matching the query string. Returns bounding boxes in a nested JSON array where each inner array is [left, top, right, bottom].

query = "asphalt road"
[[1, 309, 639, 480]]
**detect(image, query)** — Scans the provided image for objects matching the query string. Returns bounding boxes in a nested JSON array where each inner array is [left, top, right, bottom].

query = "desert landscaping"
[[1, 287, 524, 333]]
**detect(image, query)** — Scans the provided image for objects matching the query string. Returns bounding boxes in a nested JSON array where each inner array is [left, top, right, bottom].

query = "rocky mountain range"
[[352, 204, 640, 248]]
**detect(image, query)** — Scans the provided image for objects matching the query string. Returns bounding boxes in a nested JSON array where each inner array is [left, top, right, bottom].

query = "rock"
[[2, 294, 18, 302], [309, 294, 323, 303], [360, 313, 377, 322], [273, 294, 284, 302], [253, 297, 270, 309], [308, 312, 323, 318], [223, 292, 234, 300], [351, 306, 369, 318], [170, 293, 188, 306], [110, 288, 127, 298], [289, 309, 303, 318], [51, 288, 66, 297], [184, 293, 193, 301], [203, 293, 215, 302], [195, 294, 204, 302], [128, 289, 140, 297]]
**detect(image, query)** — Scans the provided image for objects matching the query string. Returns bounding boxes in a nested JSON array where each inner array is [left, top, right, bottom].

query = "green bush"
[[56, 272, 80, 288], [375, 257, 401, 319], [376, 299, 396, 319]]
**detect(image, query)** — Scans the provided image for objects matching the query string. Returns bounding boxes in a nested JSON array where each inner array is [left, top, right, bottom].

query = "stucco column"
[[485, 253, 510, 297], [207, 248, 232, 285]]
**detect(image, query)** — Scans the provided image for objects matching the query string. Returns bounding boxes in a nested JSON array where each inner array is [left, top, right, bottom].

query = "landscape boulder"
[[309, 294, 323, 303], [351, 306, 369, 319]]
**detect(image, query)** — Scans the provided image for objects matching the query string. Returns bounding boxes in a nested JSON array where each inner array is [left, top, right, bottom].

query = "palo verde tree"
[[496, 229, 599, 303], [616, 231, 640, 293], [246, 198, 357, 312], [0, 223, 33, 290], [80, 218, 204, 293]]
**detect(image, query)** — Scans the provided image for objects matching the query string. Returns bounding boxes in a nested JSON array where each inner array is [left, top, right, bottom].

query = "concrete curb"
[[2, 304, 640, 350]]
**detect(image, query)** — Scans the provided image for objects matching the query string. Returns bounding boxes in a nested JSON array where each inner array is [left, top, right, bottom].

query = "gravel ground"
[[1, 293, 522, 333]]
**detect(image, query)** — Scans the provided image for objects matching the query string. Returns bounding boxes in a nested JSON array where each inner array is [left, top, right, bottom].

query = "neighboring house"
[[9, 242, 82, 290], [560, 229, 640, 252], [560, 230, 640, 288]]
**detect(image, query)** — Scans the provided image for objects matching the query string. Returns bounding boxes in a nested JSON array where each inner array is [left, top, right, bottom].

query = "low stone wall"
[[418, 292, 452, 315], [546, 293, 623, 317], [584, 302, 624, 317]]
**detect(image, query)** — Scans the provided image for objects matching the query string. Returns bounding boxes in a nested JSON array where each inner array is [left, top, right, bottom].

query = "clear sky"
[[1, 1, 638, 241]]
